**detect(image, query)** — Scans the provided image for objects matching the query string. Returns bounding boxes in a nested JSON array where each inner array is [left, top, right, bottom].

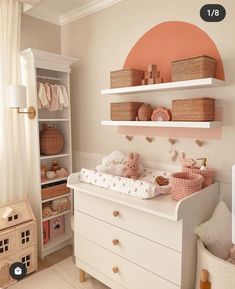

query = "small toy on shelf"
[[136, 104, 153, 121], [52, 197, 70, 213], [151, 107, 172, 121], [141, 64, 163, 85], [51, 160, 60, 172], [46, 171, 56, 180], [123, 153, 140, 180], [42, 206, 52, 218], [41, 164, 48, 182], [49, 216, 65, 239]]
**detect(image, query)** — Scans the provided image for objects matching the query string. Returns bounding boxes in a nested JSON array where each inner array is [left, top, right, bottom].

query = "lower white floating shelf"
[[101, 120, 221, 129]]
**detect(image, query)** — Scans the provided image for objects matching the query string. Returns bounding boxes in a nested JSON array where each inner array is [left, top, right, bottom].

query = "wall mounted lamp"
[[9, 85, 36, 119]]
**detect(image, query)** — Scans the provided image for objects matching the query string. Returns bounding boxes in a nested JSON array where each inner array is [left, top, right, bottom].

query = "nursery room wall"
[[21, 14, 61, 53], [61, 0, 235, 192]]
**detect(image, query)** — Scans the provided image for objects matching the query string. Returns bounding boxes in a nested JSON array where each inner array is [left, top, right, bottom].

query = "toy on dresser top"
[[122, 153, 140, 179]]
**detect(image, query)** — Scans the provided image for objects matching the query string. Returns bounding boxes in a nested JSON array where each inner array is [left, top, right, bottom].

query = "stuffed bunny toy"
[[123, 153, 140, 179], [227, 245, 235, 264]]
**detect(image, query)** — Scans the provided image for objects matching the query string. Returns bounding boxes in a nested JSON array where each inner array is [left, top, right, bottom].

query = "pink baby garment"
[[47, 84, 59, 111]]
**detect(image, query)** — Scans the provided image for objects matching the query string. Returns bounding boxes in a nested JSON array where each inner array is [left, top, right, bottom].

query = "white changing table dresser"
[[68, 173, 219, 289]]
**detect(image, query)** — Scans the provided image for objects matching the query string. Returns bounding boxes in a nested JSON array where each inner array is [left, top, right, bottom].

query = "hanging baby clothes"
[[47, 84, 60, 111], [37, 82, 49, 108], [60, 85, 69, 107], [44, 83, 51, 103], [55, 84, 65, 111]]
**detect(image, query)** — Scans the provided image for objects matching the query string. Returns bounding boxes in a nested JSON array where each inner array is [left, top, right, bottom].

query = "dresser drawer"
[[77, 235, 180, 289], [76, 211, 182, 285], [75, 191, 182, 251]]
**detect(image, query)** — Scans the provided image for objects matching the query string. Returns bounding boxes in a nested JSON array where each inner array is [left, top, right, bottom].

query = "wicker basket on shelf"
[[111, 102, 143, 121], [171, 55, 216, 81], [40, 123, 64, 155], [110, 69, 144, 88], [172, 97, 215, 121], [171, 172, 204, 201]]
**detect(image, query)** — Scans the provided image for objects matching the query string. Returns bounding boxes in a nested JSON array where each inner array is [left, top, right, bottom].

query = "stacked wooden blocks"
[[142, 64, 163, 85]]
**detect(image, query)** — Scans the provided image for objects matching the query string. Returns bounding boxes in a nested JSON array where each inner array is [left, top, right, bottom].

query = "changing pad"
[[79, 168, 171, 199]]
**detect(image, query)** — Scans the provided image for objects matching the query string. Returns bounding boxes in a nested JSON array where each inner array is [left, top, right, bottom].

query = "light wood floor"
[[38, 245, 73, 271]]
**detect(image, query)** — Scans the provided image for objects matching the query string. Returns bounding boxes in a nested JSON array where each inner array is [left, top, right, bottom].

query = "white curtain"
[[0, 0, 27, 204]]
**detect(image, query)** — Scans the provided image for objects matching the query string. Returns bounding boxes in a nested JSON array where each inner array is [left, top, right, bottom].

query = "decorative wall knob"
[[112, 267, 119, 273], [113, 211, 119, 217], [112, 239, 119, 246]]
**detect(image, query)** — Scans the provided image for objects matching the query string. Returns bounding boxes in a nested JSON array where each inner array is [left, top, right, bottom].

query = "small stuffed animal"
[[123, 153, 140, 179], [227, 245, 235, 264]]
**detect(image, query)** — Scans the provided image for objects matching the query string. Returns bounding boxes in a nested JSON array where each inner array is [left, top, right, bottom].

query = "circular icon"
[[9, 262, 27, 280]]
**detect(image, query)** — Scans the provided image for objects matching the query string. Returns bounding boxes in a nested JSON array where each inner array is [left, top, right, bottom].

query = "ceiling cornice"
[[25, 6, 61, 25], [60, 0, 124, 25]]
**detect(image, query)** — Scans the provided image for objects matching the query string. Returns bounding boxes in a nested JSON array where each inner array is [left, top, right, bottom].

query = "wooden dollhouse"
[[0, 198, 37, 288]]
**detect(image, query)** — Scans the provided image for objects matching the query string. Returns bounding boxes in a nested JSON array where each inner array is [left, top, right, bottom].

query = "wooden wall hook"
[[145, 136, 153, 143], [125, 135, 133, 141], [195, 139, 203, 147], [168, 138, 176, 145]]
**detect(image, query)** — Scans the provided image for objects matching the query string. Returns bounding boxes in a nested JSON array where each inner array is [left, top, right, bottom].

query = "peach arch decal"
[[123, 21, 224, 81]]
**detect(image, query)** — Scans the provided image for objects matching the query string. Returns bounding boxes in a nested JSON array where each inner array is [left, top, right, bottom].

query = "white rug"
[[11, 257, 110, 289]]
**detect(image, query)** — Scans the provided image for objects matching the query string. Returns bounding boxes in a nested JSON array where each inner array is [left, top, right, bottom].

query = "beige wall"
[[61, 0, 235, 182], [21, 14, 61, 53]]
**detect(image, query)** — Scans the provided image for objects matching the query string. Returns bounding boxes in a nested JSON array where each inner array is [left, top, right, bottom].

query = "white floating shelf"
[[101, 78, 224, 95], [101, 120, 221, 129]]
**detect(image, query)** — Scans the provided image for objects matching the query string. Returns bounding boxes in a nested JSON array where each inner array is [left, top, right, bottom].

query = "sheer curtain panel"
[[0, 0, 27, 203]]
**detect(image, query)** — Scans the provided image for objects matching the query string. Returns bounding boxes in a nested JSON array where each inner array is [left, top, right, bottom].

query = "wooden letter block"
[[147, 64, 157, 72]]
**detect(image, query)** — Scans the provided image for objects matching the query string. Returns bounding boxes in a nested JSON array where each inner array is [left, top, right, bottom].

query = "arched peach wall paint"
[[123, 21, 224, 82]]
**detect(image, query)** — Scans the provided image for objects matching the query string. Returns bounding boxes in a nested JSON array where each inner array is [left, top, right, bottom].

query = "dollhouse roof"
[[0, 197, 35, 231]]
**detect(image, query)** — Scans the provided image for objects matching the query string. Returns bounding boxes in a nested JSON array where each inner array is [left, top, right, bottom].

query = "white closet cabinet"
[[20, 48, 77, 259]]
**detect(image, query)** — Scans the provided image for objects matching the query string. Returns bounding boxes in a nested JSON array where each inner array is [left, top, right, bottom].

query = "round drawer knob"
[[113, 211, 119, 217], [112, 239, 119, 246], [112, 267, 119, 274]]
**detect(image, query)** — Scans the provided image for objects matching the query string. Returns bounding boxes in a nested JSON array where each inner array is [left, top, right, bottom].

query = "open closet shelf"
[[43, 233, 72, 256], [101, 120, 221, 129], [101, 78, 224, 95], [40, 153, 71, 160], [41, 177, 68, 186]]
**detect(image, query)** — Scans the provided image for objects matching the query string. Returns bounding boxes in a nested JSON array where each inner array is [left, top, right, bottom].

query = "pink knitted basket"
[[171, 172, 204, 201], [183, 166, 215, 188]]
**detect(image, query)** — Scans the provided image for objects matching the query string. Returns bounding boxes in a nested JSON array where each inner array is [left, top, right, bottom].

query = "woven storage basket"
[[172, 97, 215, 121], [41, 183, 70, 200], [171, 55, 216, 81], [110, 69, 144, 88], [40, 123, 64, 155], [183, 166, 215, 188], [195, 239, 235, 289], [111, 102, 143, 121], [171, 172, 204, 201]]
